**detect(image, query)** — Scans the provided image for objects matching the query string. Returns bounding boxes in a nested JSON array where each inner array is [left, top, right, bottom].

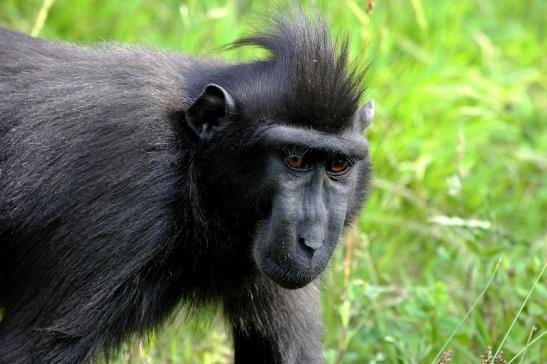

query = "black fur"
[[0, 10, 372, 364]]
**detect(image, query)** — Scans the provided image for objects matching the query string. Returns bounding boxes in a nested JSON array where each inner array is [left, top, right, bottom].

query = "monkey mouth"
[[260, 256, 321, 289]]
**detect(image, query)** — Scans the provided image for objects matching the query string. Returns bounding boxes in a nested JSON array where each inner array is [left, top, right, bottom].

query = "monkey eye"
[[285, 154, 313, 170], [285, 155, 305, 169], [328, 158, 350, 174]]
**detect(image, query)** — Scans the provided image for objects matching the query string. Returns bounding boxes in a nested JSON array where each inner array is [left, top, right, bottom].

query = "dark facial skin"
[[252, 126, 369, 288]]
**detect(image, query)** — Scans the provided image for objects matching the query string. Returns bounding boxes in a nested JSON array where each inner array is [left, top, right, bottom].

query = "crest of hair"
[[228, 7, 367, 132]]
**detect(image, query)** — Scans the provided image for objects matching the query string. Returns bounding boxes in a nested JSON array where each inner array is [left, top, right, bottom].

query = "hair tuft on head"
[[227, 7, 367, 132]]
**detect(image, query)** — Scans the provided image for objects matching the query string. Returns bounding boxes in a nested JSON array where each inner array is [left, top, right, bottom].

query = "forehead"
[[256, 124, 368, 160], [227, 65, 359, 133]]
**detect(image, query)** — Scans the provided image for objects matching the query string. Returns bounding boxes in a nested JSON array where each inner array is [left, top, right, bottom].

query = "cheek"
[[253, 190, 298, 251], [344, 161, 371, 224], [329, 196, 349, 220], [315, 204, 347, 260], [326, 186, 350, 233]]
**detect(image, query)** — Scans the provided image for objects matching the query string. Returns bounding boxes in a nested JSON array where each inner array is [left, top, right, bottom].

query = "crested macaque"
[[0, 10, 374, 364]]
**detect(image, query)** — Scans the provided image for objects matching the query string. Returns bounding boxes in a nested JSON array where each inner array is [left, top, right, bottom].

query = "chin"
[[259, 256, 320, 290]]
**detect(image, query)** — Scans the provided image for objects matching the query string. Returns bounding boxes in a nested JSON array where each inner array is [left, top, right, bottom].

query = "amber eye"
[[328, 159, 350, 174], [285, 155, 303, 169]]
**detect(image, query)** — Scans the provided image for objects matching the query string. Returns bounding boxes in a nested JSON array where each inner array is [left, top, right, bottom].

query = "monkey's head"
[[183, 13, 373, 289]]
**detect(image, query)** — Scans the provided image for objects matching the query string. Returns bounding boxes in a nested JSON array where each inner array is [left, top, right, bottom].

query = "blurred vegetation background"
[[1, 0, 545, 363]]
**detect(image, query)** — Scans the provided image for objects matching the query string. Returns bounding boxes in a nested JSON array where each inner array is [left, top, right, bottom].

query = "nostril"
[[298, 237, 309, 250], [298, 236, 322, 251], [297, 237, 315, 261]]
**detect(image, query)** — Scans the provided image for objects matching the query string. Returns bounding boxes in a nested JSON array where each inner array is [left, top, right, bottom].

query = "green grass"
[[1, 0, 545, 363]]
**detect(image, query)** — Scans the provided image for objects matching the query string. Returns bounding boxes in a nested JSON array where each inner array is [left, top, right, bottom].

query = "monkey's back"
[[0, 29, 194, 293]]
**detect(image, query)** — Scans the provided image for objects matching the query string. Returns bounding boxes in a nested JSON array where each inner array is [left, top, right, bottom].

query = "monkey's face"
[[184, 84, 374, 289], [250, 125, 371, 289]]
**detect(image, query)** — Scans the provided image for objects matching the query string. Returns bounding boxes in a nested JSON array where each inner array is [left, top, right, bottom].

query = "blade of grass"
[[490, 262, 546, 363], [507, 330, 547, 364], [517, 325, 538, 364], [31, 0, 55, 36], [431, 257, 503, 364]]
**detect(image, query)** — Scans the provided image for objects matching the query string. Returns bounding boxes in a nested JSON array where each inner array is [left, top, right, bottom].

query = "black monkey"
[[0, 11, 374, 364]]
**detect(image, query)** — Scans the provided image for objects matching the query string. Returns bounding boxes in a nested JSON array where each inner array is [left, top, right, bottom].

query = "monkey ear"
[[355, 100, 375, 132], [185, 84, 236, 141]]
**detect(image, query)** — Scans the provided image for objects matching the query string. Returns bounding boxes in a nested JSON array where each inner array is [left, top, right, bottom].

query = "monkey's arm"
[[224, 278, 325, 364]]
